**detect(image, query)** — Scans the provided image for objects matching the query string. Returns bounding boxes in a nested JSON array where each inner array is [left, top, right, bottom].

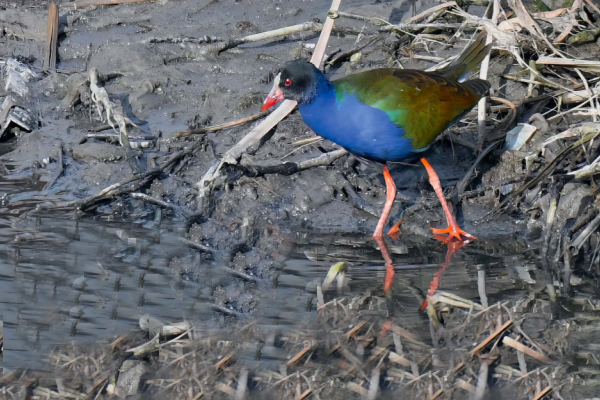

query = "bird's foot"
[[387, 221, 403, 240], [430, 225, 476, 244]]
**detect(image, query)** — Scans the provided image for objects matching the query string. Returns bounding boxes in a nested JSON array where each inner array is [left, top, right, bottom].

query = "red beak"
[[261, 74, 284, 111], [261, 87, 284, 111]]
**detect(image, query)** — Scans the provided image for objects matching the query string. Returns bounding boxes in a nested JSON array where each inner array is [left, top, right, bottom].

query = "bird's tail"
[[438, 30, 492, 83]]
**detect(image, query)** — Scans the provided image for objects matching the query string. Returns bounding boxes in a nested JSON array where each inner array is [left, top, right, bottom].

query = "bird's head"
[[261, 60, 320, 111]]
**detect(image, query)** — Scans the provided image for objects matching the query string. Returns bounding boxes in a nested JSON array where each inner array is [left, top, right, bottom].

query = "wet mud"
[[2, 0, 600, 399]]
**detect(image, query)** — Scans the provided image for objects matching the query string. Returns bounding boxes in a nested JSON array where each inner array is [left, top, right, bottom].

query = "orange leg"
[[372, 165, 397, 240], [420, 158, 476, 243]]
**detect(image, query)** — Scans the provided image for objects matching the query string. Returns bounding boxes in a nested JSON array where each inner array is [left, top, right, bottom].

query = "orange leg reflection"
[[420, 234, 470, 309], [372, 236, 395, 295], [374, 231, 472, 297]]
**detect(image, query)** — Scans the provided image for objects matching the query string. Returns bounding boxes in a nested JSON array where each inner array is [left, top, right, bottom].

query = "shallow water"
[[1, 200, 541, 371]]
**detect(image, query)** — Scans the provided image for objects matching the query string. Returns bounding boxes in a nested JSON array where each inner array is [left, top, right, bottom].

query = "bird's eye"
[[284, 79, 292, 86]]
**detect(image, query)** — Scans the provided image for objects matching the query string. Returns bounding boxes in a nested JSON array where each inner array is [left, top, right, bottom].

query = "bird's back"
[[332, 69, 490, 150]]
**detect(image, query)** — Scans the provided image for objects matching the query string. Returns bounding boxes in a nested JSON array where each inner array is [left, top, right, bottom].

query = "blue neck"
[[297, 77, 414, 163]]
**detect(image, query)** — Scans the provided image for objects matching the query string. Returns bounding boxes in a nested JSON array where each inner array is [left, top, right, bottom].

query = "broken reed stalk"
[[535, 56, 600, 74], [476, 0, 499, 150], [195, 0, 343, 207], [43, 1, 59, 72], [502, 337, 552, 363]]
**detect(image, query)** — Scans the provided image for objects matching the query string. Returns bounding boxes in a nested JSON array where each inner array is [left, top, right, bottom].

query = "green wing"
[[332, 69, 482, 149]]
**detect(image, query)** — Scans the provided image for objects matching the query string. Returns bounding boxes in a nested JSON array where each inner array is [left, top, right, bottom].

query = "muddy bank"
[[2, 0, 600, 399]]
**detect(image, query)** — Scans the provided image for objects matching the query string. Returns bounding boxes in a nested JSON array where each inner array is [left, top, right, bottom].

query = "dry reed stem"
[[471, 320, 513, 356], [476, 0, 499, 150], [214, 351, 235, 370], [532, 385, 553, 400], [503, 336, 553, 363], [43, 2, 59, 72]]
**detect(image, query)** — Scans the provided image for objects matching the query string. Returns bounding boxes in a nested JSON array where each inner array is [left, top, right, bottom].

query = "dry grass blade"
[[347, 382, 368, 396], [532, 385, 553, 400], [214, 351, 235, 370], [43, 1, 59, 71], [584, 0, 600, 14], [388, 324, 427, 346], [389, 352, 412, 368], [295, 389, 312, 400], [216, 382, 236, 396], [471, 320, 513, 356], [507, 0, 563, 57], [536, 56, 600, 74], [405, 1, 458, 24], [235, 368, 248, 400], [346, 320, 367, 339], [455, 378, 477, 393], [502, 337, 552, 363], [286, 342, 314, 366]]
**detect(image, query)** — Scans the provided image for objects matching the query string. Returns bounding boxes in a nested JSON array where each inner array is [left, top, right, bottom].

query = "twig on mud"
[[280, 137, 323, 160], [38, 138, 207, 211], [328, 10, 390, 26], [175, 111, 270, 138], [222, 265, 260, 283], [205, 21, 360, 56], [404, 1, 459, 24], [231, 149, 347, 177], [195, 0, 343, 208], [43, 140, 64, 191], [210, 304, 242, 318], [179, 237, 218, 254], [130, 192, 176, 210], [63, 0, 154, 9], [342, 181, 379, 217], [145, 35, 221, 45], [487, 96, 518, 141], [499, 123, 600, 209], [89, 68, 142, 173], [82, 132, 156, 145], [43, 2, 59, 72], [326, 34, 385, 67]]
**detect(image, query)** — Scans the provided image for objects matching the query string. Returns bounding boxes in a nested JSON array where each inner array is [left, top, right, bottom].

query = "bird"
[[261, 31, 491, 243]]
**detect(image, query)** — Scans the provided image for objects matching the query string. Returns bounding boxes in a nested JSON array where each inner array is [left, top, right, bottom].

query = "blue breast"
[[297, 84, 415, 163]]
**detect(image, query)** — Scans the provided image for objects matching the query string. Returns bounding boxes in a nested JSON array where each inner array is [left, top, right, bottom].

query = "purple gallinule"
[[262, 31, 491, 243]]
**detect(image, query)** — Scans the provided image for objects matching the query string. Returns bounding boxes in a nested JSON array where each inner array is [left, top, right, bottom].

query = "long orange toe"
[[430, 225, 476, 243]]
